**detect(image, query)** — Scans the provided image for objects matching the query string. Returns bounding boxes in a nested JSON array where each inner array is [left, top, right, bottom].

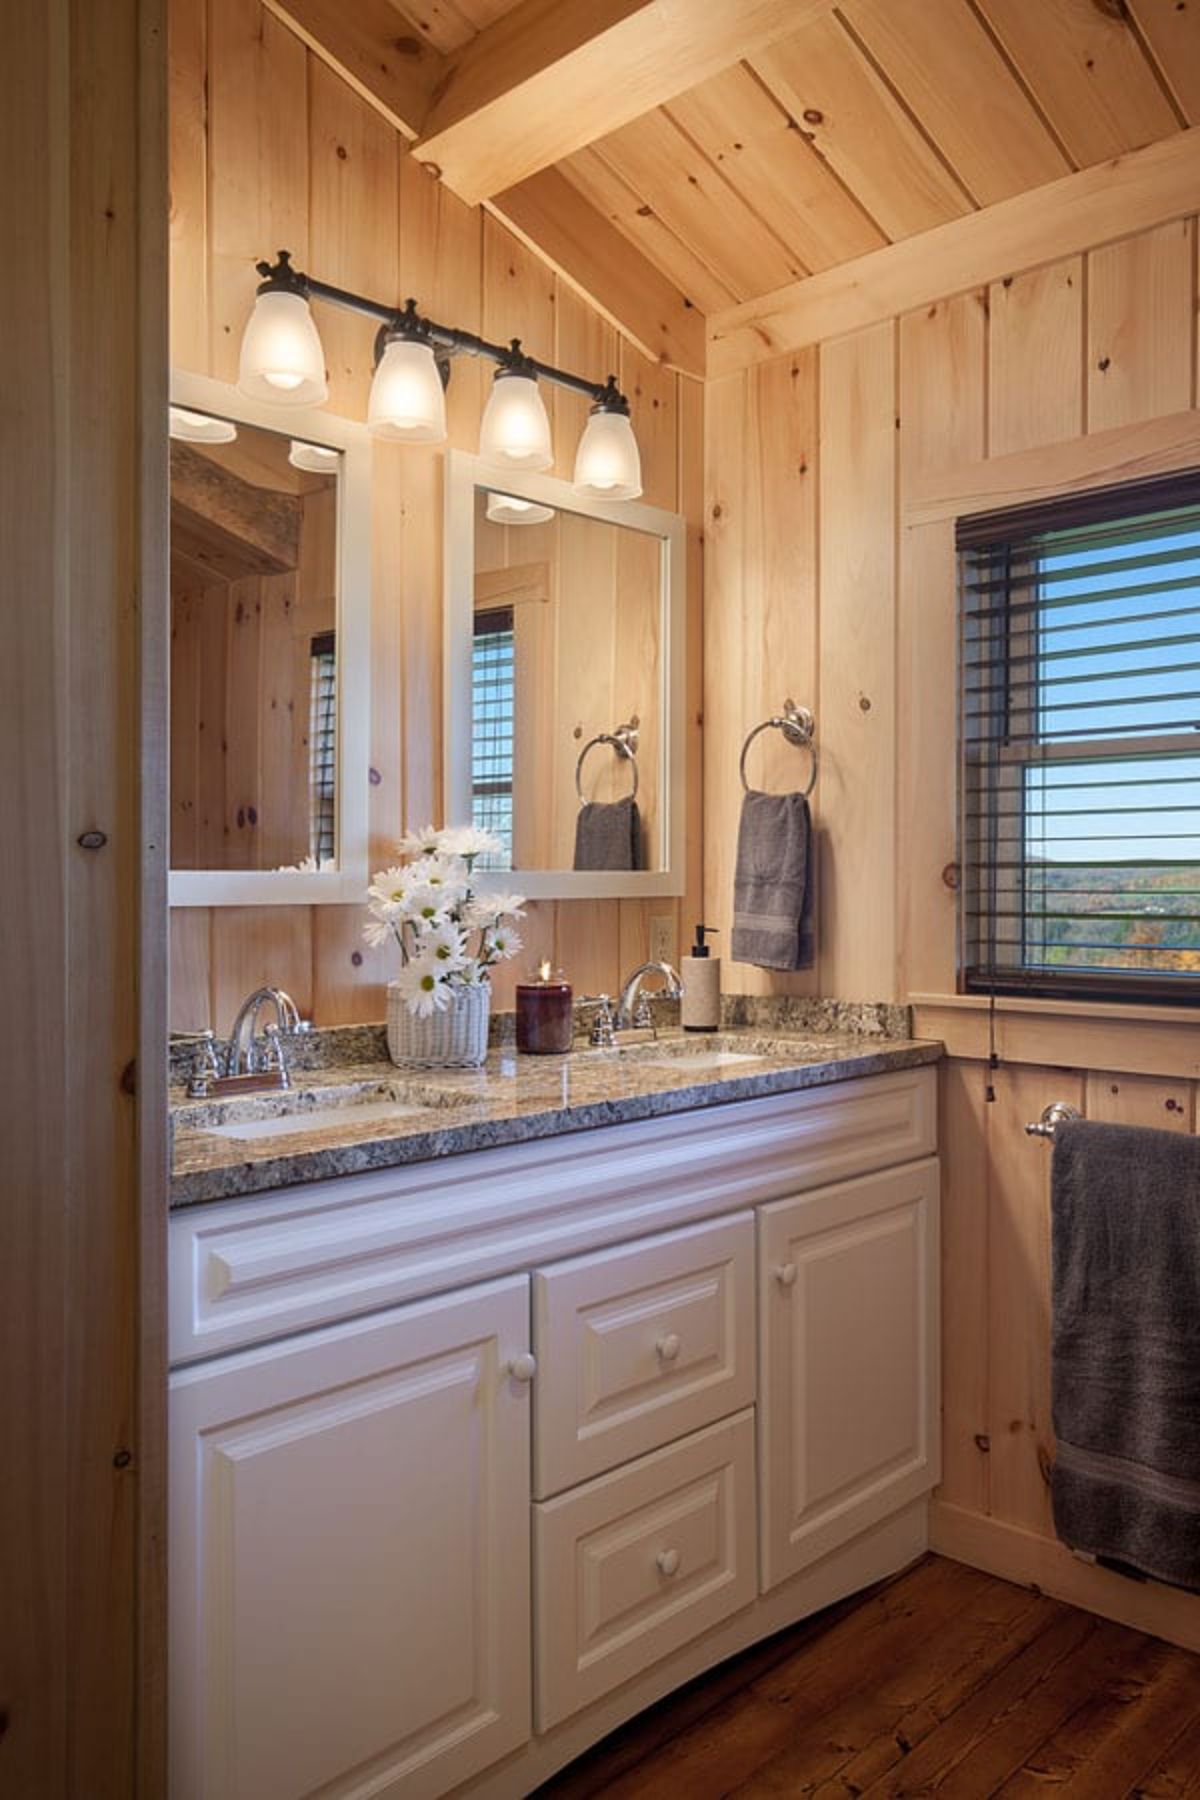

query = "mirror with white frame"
[[444, 452, 686, 899], [168, 372, 370, 906]]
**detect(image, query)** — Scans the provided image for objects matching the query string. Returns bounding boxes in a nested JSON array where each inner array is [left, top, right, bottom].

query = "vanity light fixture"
[[485, 491, 555, 526], [239, 250, 640, 496], [169, 405, 238, 444], [288, 439, 341, 473]]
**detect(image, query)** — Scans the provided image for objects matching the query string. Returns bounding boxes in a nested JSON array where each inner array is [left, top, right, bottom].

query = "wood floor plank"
[[996, 1632, 1200, 1797], [1132, 1708, 1200, 1798]]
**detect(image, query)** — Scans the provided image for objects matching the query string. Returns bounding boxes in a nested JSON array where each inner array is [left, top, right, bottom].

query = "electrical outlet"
[[649, 914, 676, 965]]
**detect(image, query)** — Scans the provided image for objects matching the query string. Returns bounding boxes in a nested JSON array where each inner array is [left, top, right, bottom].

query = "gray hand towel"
[[573, 797, 642, 871], [1051, 1119, 1200, 1592], [731, 791, 814, 971]]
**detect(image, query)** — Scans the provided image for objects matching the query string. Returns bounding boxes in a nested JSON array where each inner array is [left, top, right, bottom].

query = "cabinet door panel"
[[759, 1159, 939, 1589], [170, 1277, 530, 1800]]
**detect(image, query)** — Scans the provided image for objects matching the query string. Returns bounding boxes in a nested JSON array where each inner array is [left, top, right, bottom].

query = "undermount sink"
[[174, 1075, 470, 1144], [640, 1048, 766, 1072]]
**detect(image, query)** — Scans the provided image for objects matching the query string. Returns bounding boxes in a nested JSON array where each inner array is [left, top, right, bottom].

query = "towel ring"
[[740, 700, 818, 796], [576, 719, 640, 805]]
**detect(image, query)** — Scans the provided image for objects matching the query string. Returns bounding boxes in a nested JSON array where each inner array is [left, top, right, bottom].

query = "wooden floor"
[[536, 1555, 1200, 1798]]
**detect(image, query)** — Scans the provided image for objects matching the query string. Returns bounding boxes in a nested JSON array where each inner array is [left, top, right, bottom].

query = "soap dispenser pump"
[[681, 923, 721, 1033]]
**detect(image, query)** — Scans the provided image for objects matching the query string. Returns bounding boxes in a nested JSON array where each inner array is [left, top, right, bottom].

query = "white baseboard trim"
[[930, 1500, 1200, 1653]]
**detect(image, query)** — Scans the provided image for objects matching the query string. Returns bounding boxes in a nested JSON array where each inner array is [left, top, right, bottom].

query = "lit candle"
[[515, 963, 574, 1055]]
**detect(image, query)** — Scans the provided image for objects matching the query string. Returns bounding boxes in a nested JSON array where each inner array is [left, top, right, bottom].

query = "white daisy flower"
[[362, 916, 395, 950], [423, 919, 469, 969], [466, 890, 527, 925], [397, 824, 446, 858], [394, 954, 451, 1018], [439, 825, 504, 861], [488, 924, 523, 962]]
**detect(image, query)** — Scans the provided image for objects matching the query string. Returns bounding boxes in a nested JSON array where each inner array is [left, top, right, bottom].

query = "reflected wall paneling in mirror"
[[167, 0, 702, 1031]]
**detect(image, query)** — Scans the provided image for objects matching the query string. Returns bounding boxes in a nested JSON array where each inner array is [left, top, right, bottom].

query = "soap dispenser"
[[681, 924, 721, 1033]]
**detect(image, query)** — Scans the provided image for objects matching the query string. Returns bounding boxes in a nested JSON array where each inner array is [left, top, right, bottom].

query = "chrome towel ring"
[[739, 700, 818, 796], [576, 718, 640, 805]]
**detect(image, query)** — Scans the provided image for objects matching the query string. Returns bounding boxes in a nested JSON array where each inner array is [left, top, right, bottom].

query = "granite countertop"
[[170, 1023, 942, 1208]]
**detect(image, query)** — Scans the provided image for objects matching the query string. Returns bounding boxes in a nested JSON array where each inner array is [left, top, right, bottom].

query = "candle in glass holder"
[[515, 961, 573, 1055]]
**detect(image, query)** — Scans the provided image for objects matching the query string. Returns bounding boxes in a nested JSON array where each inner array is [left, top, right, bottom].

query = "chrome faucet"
[[615, 960, 683, 1031], [181, 987, 308, 1096]]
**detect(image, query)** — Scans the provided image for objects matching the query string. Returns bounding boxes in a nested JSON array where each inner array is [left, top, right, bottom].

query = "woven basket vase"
[[387, 978, 490, 1069]]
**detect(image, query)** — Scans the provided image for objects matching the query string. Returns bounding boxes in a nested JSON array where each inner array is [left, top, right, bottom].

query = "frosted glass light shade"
[[486, 490, 554, 526], [238, 289, 328, 405], [479, 373, 553, 471], [367, 338, 447, 443], [169, 406, 237, 444], [289, 439, 341, 473], [573, 408, 642, 500]]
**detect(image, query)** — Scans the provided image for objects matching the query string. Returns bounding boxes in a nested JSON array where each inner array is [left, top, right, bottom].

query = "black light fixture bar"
[[256, 251, 630, 413]]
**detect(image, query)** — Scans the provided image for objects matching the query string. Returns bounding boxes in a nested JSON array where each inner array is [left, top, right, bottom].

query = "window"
[[309, 630, 336, 866], [958, 473, 1200, 1004], [471, 606, 515, 870]]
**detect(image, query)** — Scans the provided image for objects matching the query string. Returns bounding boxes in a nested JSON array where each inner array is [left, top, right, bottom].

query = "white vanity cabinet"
[[169, 1276, 532, 1800], [169, 1065, 939, 1799]]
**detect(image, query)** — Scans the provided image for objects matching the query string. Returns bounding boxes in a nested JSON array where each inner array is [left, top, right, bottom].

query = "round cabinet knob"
[[775, 1262, 798, 1288], [656, 1548, 681, 1577], [655, 1332, 682, 1363], [507, 1352, 537, 1383]]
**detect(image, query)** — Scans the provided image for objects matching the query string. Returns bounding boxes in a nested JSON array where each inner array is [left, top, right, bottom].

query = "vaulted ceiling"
[[273, 0, 1200, 377]]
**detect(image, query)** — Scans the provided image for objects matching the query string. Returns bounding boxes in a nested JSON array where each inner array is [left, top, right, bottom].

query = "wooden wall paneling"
[[662, 63, 885, 274], [207, 0, 309, 383], [937, 1059, 991, 1517], [170, 585, 201, 867], [169, 0, 208, 367], [896, 292, 986, 998], [750, 15, 974, 240], [985, 1064, 1085, 1539], [1087, 218, 1196, 432], [837, 0, 1070, 207], [553, 900, 621, 1002], [170, 909, 214, 1033], [399, 151, 485, 450], [1128, 0, 1200, 125], [196, 583, 229, 864], [258, 571, 303, 867], [208, 905, 315, 1031], [702, 372, 749, 991], [913, 998, 1200, 1080], [817, 323, 897, 1000], [308, 53, 400, 418], [223, 576, 263, 865], [987, 257, 1084, 457], [310, 905, 391, 1022], [679, 374, 705, 961], [974, 0, 1181, 166], [1083, 1070, 1196, 1132]]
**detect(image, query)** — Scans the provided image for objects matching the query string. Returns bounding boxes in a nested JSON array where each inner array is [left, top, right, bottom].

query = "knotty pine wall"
[[167, 0, 702, 1032], [705, 213, 1200, 1645]]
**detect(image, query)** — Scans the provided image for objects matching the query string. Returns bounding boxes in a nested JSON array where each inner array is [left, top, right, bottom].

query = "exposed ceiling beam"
[[709, 127, 1200, 376], [413, 0, 833, 206], [263, 0, 705, 375], [261, 0, 441, 137], [488, 169, 705, 376]]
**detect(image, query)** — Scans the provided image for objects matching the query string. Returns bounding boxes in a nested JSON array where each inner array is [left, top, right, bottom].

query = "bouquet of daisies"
[[364, 825, 525, 1017]]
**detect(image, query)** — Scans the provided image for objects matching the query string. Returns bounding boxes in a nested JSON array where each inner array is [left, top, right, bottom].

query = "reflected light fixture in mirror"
[[486, 490, 555, 526], [289, 438, 340, 473], [367, 334, 447, 443], [479, 368, 553, 471], [169, 405, 238, 444]]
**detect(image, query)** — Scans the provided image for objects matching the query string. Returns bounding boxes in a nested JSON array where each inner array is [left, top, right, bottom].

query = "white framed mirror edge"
[[443, 449, 686, 902], [168, 370, 373, 908]]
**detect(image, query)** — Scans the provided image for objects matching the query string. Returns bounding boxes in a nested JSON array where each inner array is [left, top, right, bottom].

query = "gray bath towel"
[[574, 797, 641, 871], [1051, 1119, 1200, 1592], [730, 791, 814, 971]]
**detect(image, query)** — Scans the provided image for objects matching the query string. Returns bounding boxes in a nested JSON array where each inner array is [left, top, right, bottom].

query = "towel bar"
[[575, 718, 639, 804], [1025, 1101, 1082, 1139], [739, 699, 818, 796]]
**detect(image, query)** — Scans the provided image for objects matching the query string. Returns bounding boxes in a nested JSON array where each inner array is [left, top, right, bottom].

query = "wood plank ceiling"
[[360, 0, 1195, 369]]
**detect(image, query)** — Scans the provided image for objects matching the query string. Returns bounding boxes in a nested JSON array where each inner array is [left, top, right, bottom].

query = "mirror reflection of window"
[[169, 416, 340, 872], [471, 607, 516, 871]]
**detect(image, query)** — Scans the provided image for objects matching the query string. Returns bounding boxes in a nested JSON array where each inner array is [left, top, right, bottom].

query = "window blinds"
[[471, 606, 515, 871], [958, 472, 1200, 1003]]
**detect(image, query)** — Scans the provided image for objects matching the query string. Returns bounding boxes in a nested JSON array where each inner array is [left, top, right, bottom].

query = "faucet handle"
[[583, 995, 617, 1048], [260, 1022, 292, 1089], [633, 994, 655, 1030], [186, 1029, 222, 1098]]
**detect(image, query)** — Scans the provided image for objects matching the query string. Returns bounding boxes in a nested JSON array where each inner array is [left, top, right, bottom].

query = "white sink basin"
[[205, 1099, 436, 1142], [640, 1050, 765, 1073]]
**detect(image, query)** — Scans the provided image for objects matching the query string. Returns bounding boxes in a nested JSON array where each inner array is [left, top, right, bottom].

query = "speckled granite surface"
[[170, 1026, 940, 1208]]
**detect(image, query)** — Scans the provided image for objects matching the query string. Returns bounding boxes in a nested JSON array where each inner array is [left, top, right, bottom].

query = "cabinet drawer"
[[533, 1213, 755, 1497], [534, 1410, 757, 1731]]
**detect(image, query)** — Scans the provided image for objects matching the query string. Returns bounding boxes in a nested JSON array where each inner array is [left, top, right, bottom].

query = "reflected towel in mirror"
[[574, 797, 642, 871]]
